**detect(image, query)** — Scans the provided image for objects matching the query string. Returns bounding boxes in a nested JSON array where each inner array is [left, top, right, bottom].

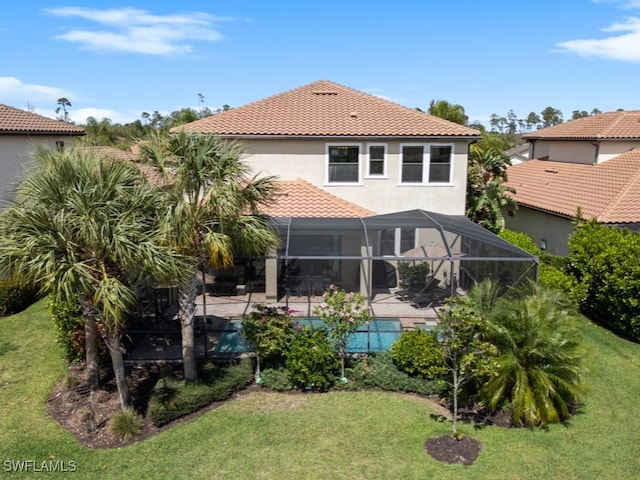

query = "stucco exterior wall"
[[237, 138, 470, 215], [532, 140, 597, 164], [597, 141, 640, 163], [531, 139, 640, 165], [0, 135, 74, 202], [504, 206, 574, 255]]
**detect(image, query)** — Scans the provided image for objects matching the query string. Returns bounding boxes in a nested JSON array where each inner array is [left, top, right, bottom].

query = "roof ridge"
[[600, 112, 628, 138]]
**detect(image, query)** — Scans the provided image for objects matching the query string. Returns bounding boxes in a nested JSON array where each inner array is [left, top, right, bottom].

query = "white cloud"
[[592, 0, 640, 9], [557, 17, 640, 61], [0, 76, 76, 109], [43, 7, 232, 55]]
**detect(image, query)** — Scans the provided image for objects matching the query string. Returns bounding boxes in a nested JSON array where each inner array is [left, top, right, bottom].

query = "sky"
[[1, 0, 640, 127]]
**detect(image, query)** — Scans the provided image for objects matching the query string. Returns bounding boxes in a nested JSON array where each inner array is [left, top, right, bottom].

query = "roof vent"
[[312, 90, 338, 96], [350, 111, 358, 118], [544, 168, 559, 174]]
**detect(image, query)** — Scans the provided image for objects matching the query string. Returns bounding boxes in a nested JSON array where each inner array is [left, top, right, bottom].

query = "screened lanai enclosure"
[[124, 209, 538, 363], [266, 209, 538, 304]]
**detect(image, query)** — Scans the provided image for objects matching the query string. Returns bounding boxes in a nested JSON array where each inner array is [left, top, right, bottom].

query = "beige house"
[[166, 81, 538, 303], [175, 80, 480, 216], [505, 110, 640, 255], [0, 104, 85, 202]]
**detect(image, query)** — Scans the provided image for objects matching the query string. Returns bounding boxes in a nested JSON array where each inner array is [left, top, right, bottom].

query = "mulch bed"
[[45, 363, 257, 449], [424, 435, 482, 465]]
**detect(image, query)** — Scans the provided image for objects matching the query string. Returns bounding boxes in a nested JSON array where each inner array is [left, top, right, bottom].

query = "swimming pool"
[[214, 317, 403, 354]]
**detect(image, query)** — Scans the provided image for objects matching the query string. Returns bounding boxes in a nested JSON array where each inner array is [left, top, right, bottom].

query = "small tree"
[[241, 305, 301, 382], [437, 296, 496, 437], [313, 285, 372, 381]]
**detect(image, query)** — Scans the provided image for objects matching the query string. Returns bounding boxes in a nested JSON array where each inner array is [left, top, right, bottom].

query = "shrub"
[[0, 276, 40, 316], [500, 229, 576, 297], [567, 221, 640, 341], [397, 261, 431, 291], [259, 368, 295, 391], [285, 328, 339, 391], [391, 329, 446, 380], [480, 286, 588, 427], [241, 305, 301, 378], [49, 298, 84, 361], [345, 351, 445, 396], [148, 359, 253, 426], [109, 408, 143, 440]]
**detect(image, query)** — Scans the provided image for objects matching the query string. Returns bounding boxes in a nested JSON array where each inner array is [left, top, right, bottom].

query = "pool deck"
[[194, 288, 447, 330]]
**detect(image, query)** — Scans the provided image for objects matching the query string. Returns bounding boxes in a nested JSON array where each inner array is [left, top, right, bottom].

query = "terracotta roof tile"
[[0, 103, 85, 135], [263, 179, 376, 218], [174, 80, 480, 138], [523, 110, 640, 140], [505, 148, 640, 223], [79, 146, 173, 188]]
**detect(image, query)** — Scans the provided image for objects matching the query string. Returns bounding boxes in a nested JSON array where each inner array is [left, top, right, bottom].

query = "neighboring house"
[[504, 143, 530, 165], [505, 110, 640, 255], [0, 104, 85, 202], [175, 80, 480, 216]]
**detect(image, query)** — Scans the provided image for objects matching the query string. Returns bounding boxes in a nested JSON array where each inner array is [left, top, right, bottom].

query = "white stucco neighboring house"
[[505, 110, 640, 255], [173, 80, 481, 216], [0, 104, 85, 202]]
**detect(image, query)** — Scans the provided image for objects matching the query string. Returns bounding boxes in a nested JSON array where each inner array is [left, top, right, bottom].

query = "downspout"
[[592, 141, 599, 165]]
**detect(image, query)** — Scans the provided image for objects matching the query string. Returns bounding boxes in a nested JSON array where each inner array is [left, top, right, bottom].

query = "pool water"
[[214, 317, 403, 354]]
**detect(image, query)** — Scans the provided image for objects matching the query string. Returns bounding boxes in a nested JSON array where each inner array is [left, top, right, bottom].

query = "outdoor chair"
[[409, 277, 441, 309]]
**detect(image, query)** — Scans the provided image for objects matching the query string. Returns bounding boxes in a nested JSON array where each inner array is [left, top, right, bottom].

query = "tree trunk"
[[105, 330, 131, 410], [178, 274, 199, 382], [81, 300, 100, 391], [452, 368, 459, 435]]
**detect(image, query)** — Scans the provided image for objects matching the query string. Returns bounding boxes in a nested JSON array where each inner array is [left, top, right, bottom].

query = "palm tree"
[[0, 147, 186, 409], [481, 286, 588, 427], [466, 146, 516, 233], [140, 131, 280, 382]]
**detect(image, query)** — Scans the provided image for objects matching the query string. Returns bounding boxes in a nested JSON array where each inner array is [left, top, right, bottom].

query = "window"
[[429, 145, 452, 183], [367, 144, 386, 176], [401, 146, 423, 183], [55, 141, 65, 152], [400, 144, 453, 184], [328, 145, 360, 183], [380, 228, 416, 256]]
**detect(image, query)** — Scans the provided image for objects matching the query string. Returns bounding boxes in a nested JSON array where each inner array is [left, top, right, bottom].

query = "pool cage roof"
[[270, 209, 538, 291]]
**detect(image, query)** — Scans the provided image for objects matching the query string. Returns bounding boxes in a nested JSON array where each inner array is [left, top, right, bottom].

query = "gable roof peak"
[[175, 80, 480, 138], [523, 109, 640, 140]]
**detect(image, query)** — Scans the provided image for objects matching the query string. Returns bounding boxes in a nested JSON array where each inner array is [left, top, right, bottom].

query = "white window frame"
[[325, 143, 362, 185], [381, 227, 417, 256], [365, 143, 387, 178], [398, 143, 455, 185]]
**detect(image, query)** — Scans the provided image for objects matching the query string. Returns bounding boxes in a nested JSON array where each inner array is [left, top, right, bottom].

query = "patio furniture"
[[408, 277, 441, 309]]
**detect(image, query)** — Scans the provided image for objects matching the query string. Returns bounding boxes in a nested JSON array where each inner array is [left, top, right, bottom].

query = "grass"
[[1, 299, 640, 479]]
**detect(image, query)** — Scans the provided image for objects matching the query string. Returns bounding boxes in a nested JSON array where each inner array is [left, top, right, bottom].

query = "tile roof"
[[0, 103, 85, 135], [79, 146, 173, 188], [175, 80, 480, 138], [505, 148, 640, 223], [263, 179, 376, 218], [523, 110, 640, 140], [504, 143, 529, 157]]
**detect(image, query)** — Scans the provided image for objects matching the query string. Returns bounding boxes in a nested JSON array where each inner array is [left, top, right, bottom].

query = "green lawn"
[[1, 299, 639, 479]]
